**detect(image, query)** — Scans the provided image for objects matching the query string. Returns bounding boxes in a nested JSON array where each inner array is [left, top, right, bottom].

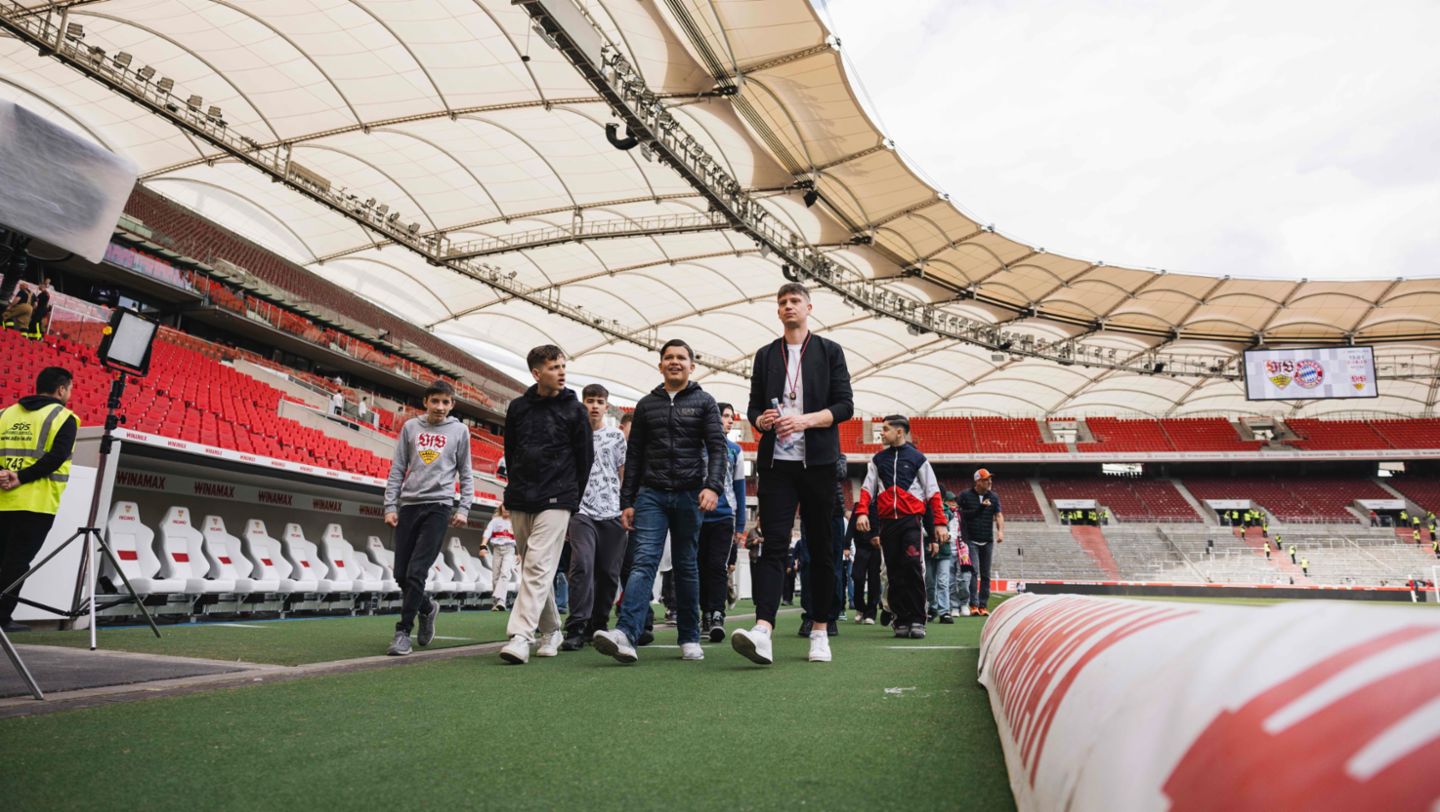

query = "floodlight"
[[96, 307, 158, 376]]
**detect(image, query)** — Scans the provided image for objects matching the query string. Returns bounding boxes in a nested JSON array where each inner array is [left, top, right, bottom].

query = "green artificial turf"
[[1, 610, 1012, 812]]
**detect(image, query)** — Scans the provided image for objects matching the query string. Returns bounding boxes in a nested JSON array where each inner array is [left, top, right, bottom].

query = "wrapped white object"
[[0, 100, 138, 262]]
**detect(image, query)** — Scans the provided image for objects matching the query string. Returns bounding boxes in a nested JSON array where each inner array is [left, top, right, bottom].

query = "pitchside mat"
[[978, 594, 1440, 810]]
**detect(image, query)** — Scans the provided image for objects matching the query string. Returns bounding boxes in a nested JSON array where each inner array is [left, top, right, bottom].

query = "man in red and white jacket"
[[854, 415, 948, 639]]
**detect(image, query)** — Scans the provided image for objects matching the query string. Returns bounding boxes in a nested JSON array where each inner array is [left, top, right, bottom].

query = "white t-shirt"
[[774, 342, 806, 461]]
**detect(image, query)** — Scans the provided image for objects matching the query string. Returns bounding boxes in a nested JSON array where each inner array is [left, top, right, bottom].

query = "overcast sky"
[[815, 0, 1440, 281]]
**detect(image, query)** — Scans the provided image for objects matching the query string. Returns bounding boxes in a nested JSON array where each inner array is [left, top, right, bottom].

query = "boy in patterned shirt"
[[560, 383, 628, 650]]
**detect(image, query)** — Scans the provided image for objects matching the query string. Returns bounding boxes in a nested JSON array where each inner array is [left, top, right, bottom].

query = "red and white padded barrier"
[[977, 594, 1440, 811]]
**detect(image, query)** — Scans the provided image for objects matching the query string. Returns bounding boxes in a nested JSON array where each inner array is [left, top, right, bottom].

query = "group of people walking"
[[379, 282, 1003, 665]]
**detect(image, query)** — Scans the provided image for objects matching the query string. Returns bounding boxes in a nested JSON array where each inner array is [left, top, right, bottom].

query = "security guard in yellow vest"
[[0, 366, 78, 633]]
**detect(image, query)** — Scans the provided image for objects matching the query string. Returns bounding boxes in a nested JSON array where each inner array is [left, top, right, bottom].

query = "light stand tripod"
[[0, 371, 161, 700]]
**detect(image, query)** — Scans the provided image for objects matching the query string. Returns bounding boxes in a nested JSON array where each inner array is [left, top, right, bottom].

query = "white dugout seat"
[[243, 520, 309, 593], [202, 515, 277, 593], [282, 523, 349, 593], [444, 537, 484, 594], [365, 536, 397, 583], [321, 524, 383, 593], [156, 506, 231, 593], [102, 502, 185, 595], [428, 554, 462, 593]]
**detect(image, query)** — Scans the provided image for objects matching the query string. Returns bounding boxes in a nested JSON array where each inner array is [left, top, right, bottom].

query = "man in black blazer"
[[732, 283, 853, 665]]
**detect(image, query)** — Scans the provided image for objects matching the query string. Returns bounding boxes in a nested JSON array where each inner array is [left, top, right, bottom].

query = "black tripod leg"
[[96, 539, 162, 639], [0, 628, 44, 700]]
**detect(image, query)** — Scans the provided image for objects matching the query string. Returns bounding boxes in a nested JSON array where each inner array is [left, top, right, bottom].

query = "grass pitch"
[[2, 605, 1012, 811]]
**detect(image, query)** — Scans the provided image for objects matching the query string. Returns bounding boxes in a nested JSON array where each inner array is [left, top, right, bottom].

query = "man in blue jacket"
[[699, 402, 746, 643], [592, 339, 727, 664]]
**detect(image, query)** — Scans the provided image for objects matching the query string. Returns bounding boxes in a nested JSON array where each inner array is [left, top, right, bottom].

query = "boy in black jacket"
[[498, 345, 593, 664], [592, 339, 727, 664]]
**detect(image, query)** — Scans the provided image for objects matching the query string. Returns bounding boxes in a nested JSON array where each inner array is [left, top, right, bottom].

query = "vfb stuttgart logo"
[[417, 432, 447, 464]]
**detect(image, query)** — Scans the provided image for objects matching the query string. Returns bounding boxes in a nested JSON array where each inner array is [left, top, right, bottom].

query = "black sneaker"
[[939, 614, 955, 624], [417, 598, 440, 646], [386, 630, 413, 656], [893, 624, 910, 638], [797, 618, 814, 637], [827, 620, 838, 637], [637, 629, 655, 647], [880, 610, 894, 627], [559, 634, 586, 652], [909, 625, 928, 640], [664, 609, 677, 623], [707, 612, 726, 643], [700, 613, 713, 637]]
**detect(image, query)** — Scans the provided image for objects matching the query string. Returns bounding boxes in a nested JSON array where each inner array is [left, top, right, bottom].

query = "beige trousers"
[[505, 509, 569, 641]]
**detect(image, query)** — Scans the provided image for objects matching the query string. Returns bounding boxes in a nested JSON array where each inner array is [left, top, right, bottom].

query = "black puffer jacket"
[[621, 382, 728, 509], [502, 386, 593, 513]]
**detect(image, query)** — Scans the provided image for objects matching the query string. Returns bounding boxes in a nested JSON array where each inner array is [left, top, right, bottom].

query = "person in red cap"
[[957, 468, 1004, 616]]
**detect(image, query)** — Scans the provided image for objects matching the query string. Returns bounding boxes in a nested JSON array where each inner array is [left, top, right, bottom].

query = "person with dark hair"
[[592, 339, 727, 664], [383, 379, 474, 655], [0, 366, 78, 632], [699, 401, 746, 642], [854, 415, 947, 639], [559, 383, 627, 651], [497, 345, 593, 664], [734, 282, 853, 665]]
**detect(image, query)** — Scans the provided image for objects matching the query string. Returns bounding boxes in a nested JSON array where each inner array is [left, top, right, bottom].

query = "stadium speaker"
[[803, 188, 820, 208], [1153, 362, 1166, 374], [0, 101, 138, 263]]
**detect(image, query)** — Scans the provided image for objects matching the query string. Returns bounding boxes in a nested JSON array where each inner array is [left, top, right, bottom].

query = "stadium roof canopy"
[[3, 0, 1437, 418]]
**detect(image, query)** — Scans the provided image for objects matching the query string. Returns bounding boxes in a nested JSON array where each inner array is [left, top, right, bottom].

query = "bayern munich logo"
[[1293, 359, 1324, 389]]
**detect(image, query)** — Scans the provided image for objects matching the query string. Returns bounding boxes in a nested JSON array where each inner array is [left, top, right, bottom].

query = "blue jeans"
[[618, 487, 701, 645], [926, 558, 954, 615]]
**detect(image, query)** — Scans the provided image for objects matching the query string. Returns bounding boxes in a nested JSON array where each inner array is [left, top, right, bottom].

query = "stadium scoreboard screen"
[[1243, 346, 1377, 401]]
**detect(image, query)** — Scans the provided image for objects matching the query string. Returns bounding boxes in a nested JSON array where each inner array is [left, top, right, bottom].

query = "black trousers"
[[698, 519, 734, 614], [0, 510, 56, 624], [617, 529, 653, 632], [392, 502, 451, 633], [970, 540, 994, 609], [851, 542, 882, 618], [879, 517, 926, 626], [564, 514, 626, 636], [754, 461, 835, 625]]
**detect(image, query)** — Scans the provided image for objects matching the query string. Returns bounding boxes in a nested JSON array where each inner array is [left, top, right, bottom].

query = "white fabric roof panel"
[[0, 0, 1435, 420]]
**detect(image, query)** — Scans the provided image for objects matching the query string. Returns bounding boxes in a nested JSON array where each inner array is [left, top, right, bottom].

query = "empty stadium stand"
[[1040, 476, 1203, 522], [1182, 476, 1392, 523]]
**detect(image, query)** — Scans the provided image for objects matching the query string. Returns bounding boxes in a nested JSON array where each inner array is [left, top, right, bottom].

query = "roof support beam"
[[442, 212, 730, 260]]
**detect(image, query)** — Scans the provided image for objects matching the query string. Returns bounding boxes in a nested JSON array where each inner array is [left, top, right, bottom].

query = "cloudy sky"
[[815, 0, 1440, 281]]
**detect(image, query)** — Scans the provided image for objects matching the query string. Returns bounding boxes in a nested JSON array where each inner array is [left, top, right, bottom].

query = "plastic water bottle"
[[772, 397, 798, 454]]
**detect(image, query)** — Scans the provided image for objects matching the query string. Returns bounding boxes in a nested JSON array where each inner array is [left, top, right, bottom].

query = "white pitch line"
[[882, 645, 975, 650], [217, 623, 271, 629], [431, 636, 475, 641]]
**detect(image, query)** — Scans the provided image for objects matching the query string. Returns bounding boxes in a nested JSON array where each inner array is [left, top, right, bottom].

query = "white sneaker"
[[499, 635, 530, 665], [591, 629, 638, 664], [681, 642, 704, 661], [863, 617, 876, 625], [535, 629, 563, 657], [960, 605, 972, 617], [730, 625, 773, 665], [808, 631, 832, 663]]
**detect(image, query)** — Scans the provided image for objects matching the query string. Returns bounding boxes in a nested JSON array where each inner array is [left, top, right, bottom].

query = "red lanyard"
[[783, 332, 811, 401]]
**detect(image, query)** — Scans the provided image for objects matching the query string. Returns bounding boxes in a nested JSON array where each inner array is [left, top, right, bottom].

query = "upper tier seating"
[[1079, 417, 1174, 453], [1182, 477, 1392, 523], [1159, 418, 1265, 452], [1040, 477, 1202, 522], [1286, 419, 1390, 450]]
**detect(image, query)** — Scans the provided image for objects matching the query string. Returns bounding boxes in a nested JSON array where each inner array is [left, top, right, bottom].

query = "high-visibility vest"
[[0, 401, 77, 515]]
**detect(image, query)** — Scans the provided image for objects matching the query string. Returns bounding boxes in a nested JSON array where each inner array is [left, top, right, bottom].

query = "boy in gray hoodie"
[[384, 380, 474, 655]]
